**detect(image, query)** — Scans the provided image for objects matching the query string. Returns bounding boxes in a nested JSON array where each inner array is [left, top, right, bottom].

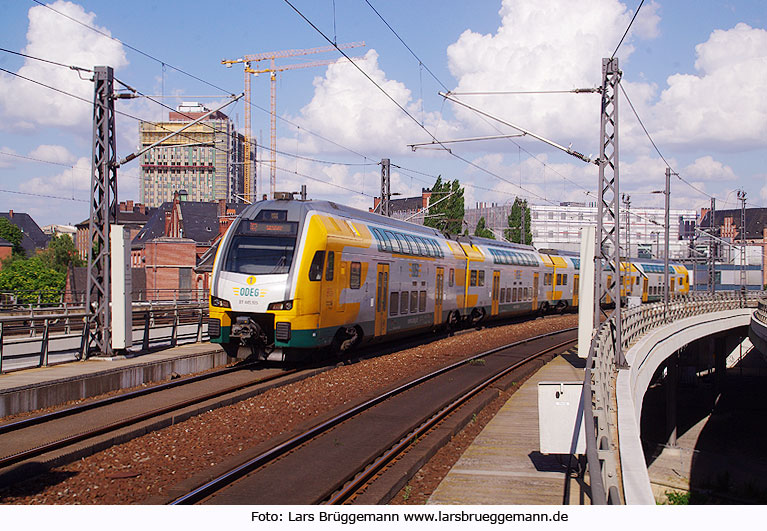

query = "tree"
[[0, 218, 25, 257], [38, 234, 84, 274], [423, 176, 465, 235], [505, 197, 532, 245], [0, 255, 66, 303], [474, 217, 495, 239]]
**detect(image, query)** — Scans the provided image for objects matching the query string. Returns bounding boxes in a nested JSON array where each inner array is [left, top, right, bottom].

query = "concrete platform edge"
[[0, 345, 229, 417]]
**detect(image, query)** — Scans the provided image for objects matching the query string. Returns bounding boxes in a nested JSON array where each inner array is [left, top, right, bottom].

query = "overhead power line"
[[29, 0, 233, 95], [611, 0, 645, 59]]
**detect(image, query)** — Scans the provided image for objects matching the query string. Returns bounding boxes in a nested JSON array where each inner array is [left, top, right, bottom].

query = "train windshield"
[[222, 219, 298, 275]]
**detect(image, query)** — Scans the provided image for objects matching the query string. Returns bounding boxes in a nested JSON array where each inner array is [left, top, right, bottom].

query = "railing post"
[[39, 318, 50, 367], [0, 321, 4, 374], [196, 308, 204, 343], [79, 315, 90, 360], [170, 303, 179, 348], [142, 311, 151, 351]]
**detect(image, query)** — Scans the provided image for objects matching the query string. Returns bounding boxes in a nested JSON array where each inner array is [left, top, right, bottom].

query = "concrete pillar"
[[665, 352, 678, 447], [714, 335, 727, 405]]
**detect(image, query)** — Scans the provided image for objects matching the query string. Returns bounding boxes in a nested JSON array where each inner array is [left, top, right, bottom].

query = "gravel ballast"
[[0, 314, 577, 505]]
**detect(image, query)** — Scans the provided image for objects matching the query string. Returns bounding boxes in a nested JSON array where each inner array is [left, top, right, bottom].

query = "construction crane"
[[222, 42, 365, 201]]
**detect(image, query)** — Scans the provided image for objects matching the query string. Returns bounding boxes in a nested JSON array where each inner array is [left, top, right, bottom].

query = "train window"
[[410, 291, 419, 313], [524, 287, 530, 300], [350, 262, 361, 289], [478, 271, 485, 287], [390, 292, 399, 316], [428, 239, 442, 258], [470, 270, 477, 287], [308, 251, 325, 281], [500, 288, 506, 303], [416, 237, 429, 256], [385, 231, 401, 253], [224, 233, 297, 275], [325, 251, 335, 281], [636, 277, 640, 285], [396, 234, 411, 254], [449, 268, 455, 287], [512, 288, 517, 302], [419, 291, 427, 312], [556, 273, 562, 286], [400, 291, 409, 314], [563, 274, 568, 286], [403, 235, 417, 255], [371, 228, 385, 251]]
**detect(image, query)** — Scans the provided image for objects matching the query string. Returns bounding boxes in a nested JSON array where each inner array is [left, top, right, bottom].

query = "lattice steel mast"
[[595, 57, 624, 367], [85, 66, 118, 357]]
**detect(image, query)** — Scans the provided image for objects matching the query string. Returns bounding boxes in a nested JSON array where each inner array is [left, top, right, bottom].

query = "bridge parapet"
[[583, 291, 761, 504]]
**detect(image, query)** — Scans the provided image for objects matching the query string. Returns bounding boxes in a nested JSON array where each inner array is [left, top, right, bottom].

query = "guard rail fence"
[[0, 300, 209, 373], [582, 290, 762, 504]]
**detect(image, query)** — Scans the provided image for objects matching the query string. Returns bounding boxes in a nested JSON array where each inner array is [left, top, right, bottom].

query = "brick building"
[[131, 192, 247, 300], [75, 201, 153, 261]]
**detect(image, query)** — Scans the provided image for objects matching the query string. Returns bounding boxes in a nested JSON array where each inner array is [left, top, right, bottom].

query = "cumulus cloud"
[[291, 50, 459, 156], [0, 0, 128, 132], [18, 156, 91, 196], [649, 23, 767, 150], [445, 0, 657, 149]]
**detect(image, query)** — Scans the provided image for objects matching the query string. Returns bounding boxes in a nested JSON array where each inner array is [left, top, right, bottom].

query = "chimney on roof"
[[218, 199, 226, 218], [164, 210, 172, 237], [8, 210, 12, 218], [127, 200, 133, 211]]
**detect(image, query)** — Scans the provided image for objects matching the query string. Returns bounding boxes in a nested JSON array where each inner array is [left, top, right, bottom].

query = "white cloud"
[[291, 50, 458, 156], [0, 1, 128, 132], [445, 0, 657, 148], [682, 156, 737, 182], [650, 23, 767, 149], [28, 144, 77, 165], [19, 156, 90, 196]]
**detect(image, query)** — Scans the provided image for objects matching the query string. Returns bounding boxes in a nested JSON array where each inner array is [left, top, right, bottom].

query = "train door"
[[435, 267, 444, 326], [573, 275, 579, 307], [533, 273, 539, 311], [642, 278, 649, 303], [491, 271, 500, 316], [375, 263, 389, 337]]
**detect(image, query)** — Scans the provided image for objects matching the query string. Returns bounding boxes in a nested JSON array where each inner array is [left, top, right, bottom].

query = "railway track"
[[0, 359, 329, 486], [169, 327, 577, 505]]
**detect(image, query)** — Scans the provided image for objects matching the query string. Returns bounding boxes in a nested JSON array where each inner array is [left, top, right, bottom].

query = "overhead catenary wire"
[[29, 0, 233, 96], [283, 0, 572, 208], [611, 0, 645, 59]]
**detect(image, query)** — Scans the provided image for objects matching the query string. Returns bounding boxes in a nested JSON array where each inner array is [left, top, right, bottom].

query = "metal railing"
[[582, 290, 761, 504], [0, 300, 209, 373]]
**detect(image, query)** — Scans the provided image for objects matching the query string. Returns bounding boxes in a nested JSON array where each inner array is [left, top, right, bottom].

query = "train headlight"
[[210, 296, 231, 308], [268, 300, 294, 311]]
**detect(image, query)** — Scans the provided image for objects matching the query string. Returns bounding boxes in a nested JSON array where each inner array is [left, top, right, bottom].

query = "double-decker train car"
[[207, 196, 689, 360]]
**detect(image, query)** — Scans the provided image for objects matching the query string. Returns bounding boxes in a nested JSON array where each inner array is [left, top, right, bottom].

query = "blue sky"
[[1, 0, 766, 228]]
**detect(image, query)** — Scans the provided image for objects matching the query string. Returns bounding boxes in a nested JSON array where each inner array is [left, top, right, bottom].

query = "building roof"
[[0, 237, 12, 247], [132, 200, 248, 248], [0, 211, 50, 253], [699, 207, 767, 240]]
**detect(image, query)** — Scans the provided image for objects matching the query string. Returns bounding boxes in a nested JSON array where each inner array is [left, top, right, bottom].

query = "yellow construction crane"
[[222, 42, 365, 201]]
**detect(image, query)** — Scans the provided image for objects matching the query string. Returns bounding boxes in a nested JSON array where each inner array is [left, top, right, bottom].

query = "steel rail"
[[0, 363, 300, 469], [169, 326, 577, 505], [325, 336, 577, 504]]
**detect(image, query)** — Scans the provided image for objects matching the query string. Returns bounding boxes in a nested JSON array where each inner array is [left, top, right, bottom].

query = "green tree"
[[473, 217, 495, 239], [423, 176, 465, 234], [39, 234, 84, 274], [0, 255, 66, 303], [0, 218, 25, 257], [505, 197, 532, 244]]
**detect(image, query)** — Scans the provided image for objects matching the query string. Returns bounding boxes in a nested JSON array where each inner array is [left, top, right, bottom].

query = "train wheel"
[[332, 326, 362, 354], [447, 311, 460, 336]]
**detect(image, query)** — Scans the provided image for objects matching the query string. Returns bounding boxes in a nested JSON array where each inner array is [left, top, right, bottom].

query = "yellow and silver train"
[[208, 197, 689, 359]]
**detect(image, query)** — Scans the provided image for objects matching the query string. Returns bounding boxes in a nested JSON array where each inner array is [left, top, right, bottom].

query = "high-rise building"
[[139, 102, 253, 207]]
